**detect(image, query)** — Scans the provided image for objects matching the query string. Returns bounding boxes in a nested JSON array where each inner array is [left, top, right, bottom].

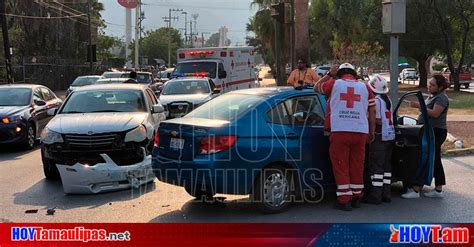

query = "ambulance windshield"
[[174, 62, 217, 78]]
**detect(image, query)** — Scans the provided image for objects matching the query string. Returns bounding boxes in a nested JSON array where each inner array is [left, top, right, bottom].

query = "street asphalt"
[[0, 146, 472, 223]]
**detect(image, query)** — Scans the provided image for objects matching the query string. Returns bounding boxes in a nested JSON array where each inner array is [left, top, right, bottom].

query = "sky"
[[100, 0, 257, 45]]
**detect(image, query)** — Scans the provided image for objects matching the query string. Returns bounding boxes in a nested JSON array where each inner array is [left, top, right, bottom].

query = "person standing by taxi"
[[364, 74, 395, 204], [314, 63, 376, 211], [287, 58, 320, 87], [402, 75, 449, 199]]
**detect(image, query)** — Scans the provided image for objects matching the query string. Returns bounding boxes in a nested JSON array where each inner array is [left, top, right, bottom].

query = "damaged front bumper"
[[56, 149, 155, 194]]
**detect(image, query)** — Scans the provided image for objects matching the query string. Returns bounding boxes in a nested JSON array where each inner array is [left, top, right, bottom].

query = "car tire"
[[21, 123, 36, 150], [41, 146, 60, 180], [185, 184, 215, 201], [251, 165, 293, 214], [464, 84, 469, 89]]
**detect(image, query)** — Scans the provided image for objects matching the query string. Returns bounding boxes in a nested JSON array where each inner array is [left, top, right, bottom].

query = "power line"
[[141, 2, 250, 11], [0, 13, 86, 19]]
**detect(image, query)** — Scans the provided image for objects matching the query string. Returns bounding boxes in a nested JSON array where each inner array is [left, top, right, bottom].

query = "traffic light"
[[271, 2, 285, 23]]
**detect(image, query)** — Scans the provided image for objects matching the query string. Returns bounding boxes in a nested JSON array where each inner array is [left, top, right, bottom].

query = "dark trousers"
[[433, 128, 448, 186], [367, 134, 394, 201]]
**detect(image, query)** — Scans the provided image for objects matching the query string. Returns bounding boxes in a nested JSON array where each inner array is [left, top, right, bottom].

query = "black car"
[[0, 84, 62, 149]]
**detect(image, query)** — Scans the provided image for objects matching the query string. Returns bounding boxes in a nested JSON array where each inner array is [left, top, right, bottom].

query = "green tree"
[[97, 34, 123, 61], [131, 27, 182, 67]]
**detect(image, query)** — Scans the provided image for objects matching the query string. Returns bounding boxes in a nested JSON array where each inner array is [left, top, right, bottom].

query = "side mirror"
[[398, 116, 417, 126], [151, 104, 165, 114], [47, 108, 58, 116], [34, 100, 47, 106], [218, 71, 227, 79], [213, 89, 221, 94]]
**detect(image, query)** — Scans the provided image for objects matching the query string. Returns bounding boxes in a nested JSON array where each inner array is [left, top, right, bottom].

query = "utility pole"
[[201, 32, 210, 48], [134, 0, 141, 70], [0, 0, 12, 84], [182, 11, 188, 46], [87, 0, 93, 74], [163, 8, 182, 68], [190, 20, 193, 48]]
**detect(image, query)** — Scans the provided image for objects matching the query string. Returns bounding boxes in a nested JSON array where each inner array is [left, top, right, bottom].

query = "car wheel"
[[252, 165, 293, 214], [21, 124, 36, 150], [41, 146, 60, 180], [464, 84, 469, 89], [185, 184, 215, 201], [318, 73, 323, 77]]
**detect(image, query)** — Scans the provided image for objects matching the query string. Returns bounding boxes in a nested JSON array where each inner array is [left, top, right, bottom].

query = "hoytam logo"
[[390, 225, 469, 244], [11, 227, 131, 242]]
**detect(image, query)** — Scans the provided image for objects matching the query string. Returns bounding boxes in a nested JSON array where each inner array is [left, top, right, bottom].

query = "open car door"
[[392, 91, 435, 187]]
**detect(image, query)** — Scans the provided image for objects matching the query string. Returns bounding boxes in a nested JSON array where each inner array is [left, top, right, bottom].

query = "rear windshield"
[[185, 93, 263, 121], [102, 72, 126, 78]]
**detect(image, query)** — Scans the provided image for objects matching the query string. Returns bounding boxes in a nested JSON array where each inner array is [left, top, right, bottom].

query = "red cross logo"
[[385, 111, 393, 125], [340, 87, 361, 108]]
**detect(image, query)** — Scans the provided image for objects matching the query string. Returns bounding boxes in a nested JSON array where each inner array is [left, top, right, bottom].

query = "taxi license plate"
[[170, 138, 184, 150]]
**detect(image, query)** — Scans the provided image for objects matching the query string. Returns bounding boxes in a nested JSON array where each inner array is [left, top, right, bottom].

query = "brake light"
[[199, 136, 237, 154], [179, 53, 185, 59], [220, 51, 227, 57], [154, 132, 160, 148]]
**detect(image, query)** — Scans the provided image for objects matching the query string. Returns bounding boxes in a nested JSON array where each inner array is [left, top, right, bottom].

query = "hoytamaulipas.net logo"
[[390, 224, 469, 244], [11, 226, 131, 242]]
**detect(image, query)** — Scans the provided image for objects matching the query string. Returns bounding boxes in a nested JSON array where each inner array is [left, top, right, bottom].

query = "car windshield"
[[61, 90, 146, 113], [173, 62, 217, 78], [185, 93, 263, 121], [162, 80, 210, 95], [0, 88, 32, 106], [102, 72, 126, 78], [71, 77, 100, 86]]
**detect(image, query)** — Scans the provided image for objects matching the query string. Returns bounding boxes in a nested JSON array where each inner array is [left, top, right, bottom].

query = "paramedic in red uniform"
[[314, 63, 376, 211]]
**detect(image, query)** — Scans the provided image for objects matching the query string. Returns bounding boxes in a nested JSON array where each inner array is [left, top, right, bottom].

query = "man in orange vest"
[[314, 63, 376, 211], [287, 58, 320, 87]]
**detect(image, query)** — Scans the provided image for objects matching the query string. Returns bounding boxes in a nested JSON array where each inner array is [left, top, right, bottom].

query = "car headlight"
[[124, 125, 147, 142], [40, 128, 64, 144], [1, 115, 21, 124]]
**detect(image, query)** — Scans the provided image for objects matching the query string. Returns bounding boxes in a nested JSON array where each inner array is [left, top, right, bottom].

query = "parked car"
[[399, 68, 418, 82], [441, 67, 471, 89], [0, 84, 62, 149], [159, 77, 220, 119], [41, 84, 166, 194], [65, 75, 102, 97], [315, 65, 331, 77], [152, 88, 435, 213]]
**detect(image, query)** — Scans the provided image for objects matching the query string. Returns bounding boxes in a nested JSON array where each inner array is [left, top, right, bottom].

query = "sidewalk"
[[448, 115, 474, 122]]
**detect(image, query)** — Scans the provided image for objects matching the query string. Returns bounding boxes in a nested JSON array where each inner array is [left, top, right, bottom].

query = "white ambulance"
[[173, 47, 258, 92]]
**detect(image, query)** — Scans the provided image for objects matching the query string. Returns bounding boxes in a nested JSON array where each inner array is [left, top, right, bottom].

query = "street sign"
[[118, 0, 137, 9]]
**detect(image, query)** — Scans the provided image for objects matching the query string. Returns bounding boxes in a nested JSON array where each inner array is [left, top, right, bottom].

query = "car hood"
[[159, 94, 212, 105], [47, 112, 147, 134], [0, 105, 29, 118]]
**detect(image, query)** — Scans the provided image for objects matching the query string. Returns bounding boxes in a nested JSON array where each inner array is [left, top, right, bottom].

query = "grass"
[[397, 84, 474, 110]]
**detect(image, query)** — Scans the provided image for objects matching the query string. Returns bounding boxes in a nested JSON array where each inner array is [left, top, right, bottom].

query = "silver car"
[[159, 77, 220, 119], [40, 84, 166, 194]]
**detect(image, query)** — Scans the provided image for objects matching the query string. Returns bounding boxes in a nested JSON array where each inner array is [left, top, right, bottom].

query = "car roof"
[[75, 83, 147, 92], [0, 83, 46, 89], [228, 87, 310, 97], [96, 78, 131, 82], [76, 75, 102, 78]]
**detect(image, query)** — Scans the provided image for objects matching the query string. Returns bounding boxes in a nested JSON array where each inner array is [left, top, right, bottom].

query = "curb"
[[443, 147, 474, 157]]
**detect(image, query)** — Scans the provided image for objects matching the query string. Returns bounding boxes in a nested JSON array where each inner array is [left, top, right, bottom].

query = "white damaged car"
[[40, 84, 166, 194]]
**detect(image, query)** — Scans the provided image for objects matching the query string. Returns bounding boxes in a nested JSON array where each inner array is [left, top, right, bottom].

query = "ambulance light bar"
[[178, 50, 229, 59]]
